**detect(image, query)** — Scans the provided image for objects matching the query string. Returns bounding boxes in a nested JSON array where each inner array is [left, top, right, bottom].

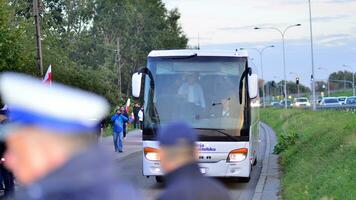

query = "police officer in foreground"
[[0, 73, 141, 200], [157, 122, 231, 200], [0, 107, 15, 198]]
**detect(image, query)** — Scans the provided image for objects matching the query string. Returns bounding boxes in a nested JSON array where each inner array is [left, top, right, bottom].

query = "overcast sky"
[[162, 0, 356, 85]]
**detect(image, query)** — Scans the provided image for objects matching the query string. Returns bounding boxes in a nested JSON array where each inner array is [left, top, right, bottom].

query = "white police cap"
[[0, 72, 110, 135]]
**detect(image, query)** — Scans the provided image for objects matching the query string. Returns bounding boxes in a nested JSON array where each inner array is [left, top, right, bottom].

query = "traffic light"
[[296, 77, 300, 85]]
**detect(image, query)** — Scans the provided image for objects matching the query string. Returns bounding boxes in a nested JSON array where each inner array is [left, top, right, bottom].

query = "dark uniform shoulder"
[[159, 171, 231, 200], [201, 176, 231, 200]]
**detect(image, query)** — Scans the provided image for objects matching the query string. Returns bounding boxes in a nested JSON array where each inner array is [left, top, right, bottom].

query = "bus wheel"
[[155, 176, 164, 183], [253, 157, 257, 166], [239, 176, 250, 183]]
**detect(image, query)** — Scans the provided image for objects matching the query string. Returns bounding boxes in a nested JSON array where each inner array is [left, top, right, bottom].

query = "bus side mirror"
[[248, 74, 258, 99], [132, 72, 142, 98]]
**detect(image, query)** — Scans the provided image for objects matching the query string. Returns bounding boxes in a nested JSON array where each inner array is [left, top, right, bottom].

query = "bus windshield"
[[143, 56, 249, 141]]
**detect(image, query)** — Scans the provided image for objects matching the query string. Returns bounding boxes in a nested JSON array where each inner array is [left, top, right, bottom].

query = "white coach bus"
[[131, 50, 260, 182]]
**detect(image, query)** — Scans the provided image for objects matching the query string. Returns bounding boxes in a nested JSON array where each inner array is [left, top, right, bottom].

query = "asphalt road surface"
[[115, 125, 267, 200]]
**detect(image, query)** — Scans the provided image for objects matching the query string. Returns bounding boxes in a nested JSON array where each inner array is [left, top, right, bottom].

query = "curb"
[[252, 123, 280, 200]]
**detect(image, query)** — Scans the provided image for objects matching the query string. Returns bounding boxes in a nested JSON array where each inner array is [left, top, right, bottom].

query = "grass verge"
[[261, 108, 356, 200], [330, 90, 353, 97]]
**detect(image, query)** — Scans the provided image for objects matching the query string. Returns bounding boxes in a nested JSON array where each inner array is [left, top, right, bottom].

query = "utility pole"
[[33, 0, 43, 76], [296, 77, 300, 97], [267, 83, 270, 103], [254, 24, 301, 109], [116, 37, 122, 99], [327, 79, 330, 96], [197, 32, 200, 50], [308, 0, 316, 111]]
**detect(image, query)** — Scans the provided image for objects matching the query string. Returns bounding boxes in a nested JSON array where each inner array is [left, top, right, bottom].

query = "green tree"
[[2, 0, 188, 106], [92, 0, 188, 97], [329, 70, 354, 91], [266, 81, 310, 97], [315, 80, 327, 92], [0, 0, 35, 74]]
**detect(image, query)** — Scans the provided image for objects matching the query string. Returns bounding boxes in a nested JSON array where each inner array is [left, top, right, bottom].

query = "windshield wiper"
[[195, 128, 238, 141], [212, 98, 231, 106]]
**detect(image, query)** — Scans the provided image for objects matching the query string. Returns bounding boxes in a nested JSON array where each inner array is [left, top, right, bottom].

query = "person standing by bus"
[[120, 107, 129, 138], [111, 108, 129, 152], [156, 122, 231, 200], [133, 103, 141, 129], [138, 107, 144, 130]]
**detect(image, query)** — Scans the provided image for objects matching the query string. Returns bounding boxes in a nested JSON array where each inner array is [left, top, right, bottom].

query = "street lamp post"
[[240, 45, 275, 108], [317, 67, 330, 96], [308, 0, 317, 111], [343, 64, 355, 96], [254, 24, 301, 109]]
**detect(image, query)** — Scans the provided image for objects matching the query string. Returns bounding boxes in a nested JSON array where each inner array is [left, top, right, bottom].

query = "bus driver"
[[177, 73, 206, 109]]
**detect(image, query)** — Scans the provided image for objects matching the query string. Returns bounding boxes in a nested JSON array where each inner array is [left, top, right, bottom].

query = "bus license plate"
[[200, 168, 206, 174]]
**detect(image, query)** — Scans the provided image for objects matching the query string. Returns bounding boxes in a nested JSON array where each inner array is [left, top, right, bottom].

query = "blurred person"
[[120, 107, 129, 138], [0, 108, 14, 198], [177, 73, 206, 109], [0, 73, 141, 200], [157, 122, 231, 200], [97, 119, 105, 142], [138, 107, 144, 130], [111, 107, 129, 152], [133, 103, 141, 129], [0, 106, 6, 122]]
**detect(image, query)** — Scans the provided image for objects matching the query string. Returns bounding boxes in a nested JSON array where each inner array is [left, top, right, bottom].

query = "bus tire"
[[155, 176, 164, 183], [253, 157, 257, 166], [239, 176, 250, 183]]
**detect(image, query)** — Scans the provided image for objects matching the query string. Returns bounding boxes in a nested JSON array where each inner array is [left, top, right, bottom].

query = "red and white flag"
[[125, 98, 131, 113], [42, 65, 52, 86]]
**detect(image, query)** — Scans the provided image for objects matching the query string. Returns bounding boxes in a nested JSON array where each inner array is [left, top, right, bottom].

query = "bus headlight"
[[144, 147, 160, 161], [227, 148, 248, 162]]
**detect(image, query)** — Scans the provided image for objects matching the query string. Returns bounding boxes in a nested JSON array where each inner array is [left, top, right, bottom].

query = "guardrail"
[[316, 105, 356, 111], [264, 104, 356, 112]]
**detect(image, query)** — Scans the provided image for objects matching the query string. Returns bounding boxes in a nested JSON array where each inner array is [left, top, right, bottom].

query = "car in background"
[[279, 100, 292, 107], [320, 97, 342, 106], [293, 97, 310, 107], [271, 101, 279, 107], [337, 96, 347, 105], [344, 96, 356, 105]]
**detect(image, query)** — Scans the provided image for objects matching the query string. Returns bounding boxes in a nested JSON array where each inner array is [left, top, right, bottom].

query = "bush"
[[273, 131, 299, 154]]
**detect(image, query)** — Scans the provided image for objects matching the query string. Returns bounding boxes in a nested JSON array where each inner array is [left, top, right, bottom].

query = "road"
[[109, 125, 268, 200]]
